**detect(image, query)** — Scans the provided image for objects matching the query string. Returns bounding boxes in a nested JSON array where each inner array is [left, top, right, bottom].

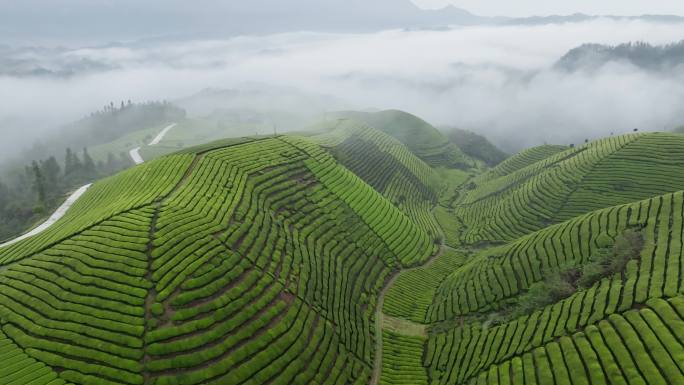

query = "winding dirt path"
[[370, 243, 445, 385], [0, 183, 92, 248]]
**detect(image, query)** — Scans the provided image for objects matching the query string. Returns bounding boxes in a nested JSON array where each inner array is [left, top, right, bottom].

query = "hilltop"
[[2, 112, 684, 385], [330, 110, 475, 170], [4, 1, 682, 45]]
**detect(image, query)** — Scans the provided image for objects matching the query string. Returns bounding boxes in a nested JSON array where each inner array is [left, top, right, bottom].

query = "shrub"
[[578, 229, 643, 288], [151, 302, 164, 316], [506, 229, 644, 318]]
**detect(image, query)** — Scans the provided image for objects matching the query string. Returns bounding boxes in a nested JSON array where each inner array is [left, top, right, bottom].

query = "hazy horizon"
[[413, 0, 684, 17], [3, 2, 684, 162]]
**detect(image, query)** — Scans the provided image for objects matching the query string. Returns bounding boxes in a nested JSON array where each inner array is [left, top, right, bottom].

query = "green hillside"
[[426, 190, 684, 385], [475, 144, 567, 183], [3, 114, 684, 385], [444, 128, 509, 167], [331, 110, 474, 169], [454, 133, 684, 244], [307, 118, 446, 238], [377, 132, 684, 385], [0, 134, 437, 385]]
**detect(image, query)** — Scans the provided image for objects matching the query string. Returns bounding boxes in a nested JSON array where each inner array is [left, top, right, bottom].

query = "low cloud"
[[2, 18, 684, 159]]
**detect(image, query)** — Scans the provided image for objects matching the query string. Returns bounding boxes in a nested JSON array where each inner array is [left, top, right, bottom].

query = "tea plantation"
[[2, 112, 684, 385]]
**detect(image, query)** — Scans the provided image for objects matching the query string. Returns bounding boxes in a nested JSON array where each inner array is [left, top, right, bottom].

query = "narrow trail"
[[0, 183, 92, 248], [370, 242, 446, 385], [370, 196, 465, 385], [149, 123, 177, 145], [129, 122, 177, 164], [129, 147, 144, 164]]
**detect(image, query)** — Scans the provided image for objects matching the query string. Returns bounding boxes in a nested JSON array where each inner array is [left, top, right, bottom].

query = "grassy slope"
[[0, 134, 438, 385], [454, 133, 684, 244], [426, 190, 684, 385], [474, 144, 568, 184], [306, 118, 449, 238]]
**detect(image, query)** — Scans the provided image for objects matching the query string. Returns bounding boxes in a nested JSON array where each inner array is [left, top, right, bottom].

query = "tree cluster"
[[0, 147, 132, 241], [500, 229, 644, 321]]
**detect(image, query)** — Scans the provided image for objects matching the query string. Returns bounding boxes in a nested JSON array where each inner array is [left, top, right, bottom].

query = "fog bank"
[[3, 19, 684, 158]]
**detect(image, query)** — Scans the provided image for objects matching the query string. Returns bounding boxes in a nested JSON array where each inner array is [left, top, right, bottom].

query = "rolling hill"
[[330, 111, 475, 170], [2, 112, 684, 385], [0, 132, 439, 385], [452, 133, 684, 244]]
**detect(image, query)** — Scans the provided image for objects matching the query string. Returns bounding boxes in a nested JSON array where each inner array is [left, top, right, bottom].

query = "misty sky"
[[3, 2, 684, 162], [3, 18, 684, 157], [413, 0, 684, 16]]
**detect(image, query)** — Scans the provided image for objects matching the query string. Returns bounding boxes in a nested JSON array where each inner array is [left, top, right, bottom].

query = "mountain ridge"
[[556, 39, 684, 72], [3, 1, 684, 45]]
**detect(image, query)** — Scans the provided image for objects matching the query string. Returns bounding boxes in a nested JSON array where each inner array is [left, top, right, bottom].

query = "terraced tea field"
[[330, 110, 474, 170], [3, 112, 684, 385], [455, 133, 684, 244]]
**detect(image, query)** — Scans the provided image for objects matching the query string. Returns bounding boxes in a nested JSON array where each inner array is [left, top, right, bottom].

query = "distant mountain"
[[0, 45, 117, 77], [3, 0, 684, 46], [555, 40, 684, 72], [506, 13, 684, 26], [0, 0, 489, 45]]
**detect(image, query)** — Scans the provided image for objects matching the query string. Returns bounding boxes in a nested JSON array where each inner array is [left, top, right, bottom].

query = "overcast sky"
[[3, 18, 684, 158], [413, 0, 684, 17], [3, 2, 684, 161]]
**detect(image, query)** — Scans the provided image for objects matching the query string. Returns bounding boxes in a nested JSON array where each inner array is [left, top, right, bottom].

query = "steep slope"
[[331, 110, 474, 169], [454, 133, 684, 244], [474, 144, 567, 183], [0, 135, 438, 385], [307, 118, 445, 237]]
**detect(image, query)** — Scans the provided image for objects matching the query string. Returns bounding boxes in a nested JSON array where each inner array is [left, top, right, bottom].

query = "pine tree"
[[31, 161, 46, 205], [96, 160, 105, 173], [83, 147, 96, 176], [65, 148, 75, 175], [65, 148, 83, 177], [41, 156, 61, 198], [106, 152, 117, 174], [0, 178, 8, 210]]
